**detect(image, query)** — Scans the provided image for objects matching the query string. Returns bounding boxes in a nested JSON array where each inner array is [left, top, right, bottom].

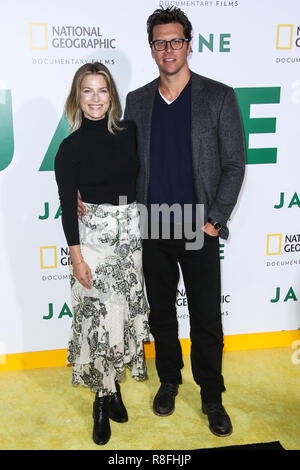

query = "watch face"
[[214, 222, 222, 231]]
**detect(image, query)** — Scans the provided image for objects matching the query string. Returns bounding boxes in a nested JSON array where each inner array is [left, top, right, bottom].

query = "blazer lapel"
[[190, 72, 214, 196], [139, 78, 159, 197]]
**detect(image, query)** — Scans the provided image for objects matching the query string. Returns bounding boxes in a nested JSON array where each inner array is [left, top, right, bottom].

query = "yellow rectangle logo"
[[267, 234, 282, 255], [40, 246, 57, 269], [29, 23, 48, 50], [276, 24, 293, 50]]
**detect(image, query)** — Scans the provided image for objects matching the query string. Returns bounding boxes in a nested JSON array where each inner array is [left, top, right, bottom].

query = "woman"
[[54, 63, 150, 445]]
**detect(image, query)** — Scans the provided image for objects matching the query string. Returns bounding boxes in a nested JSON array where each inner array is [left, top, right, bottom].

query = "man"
[[124, 7, 245, 437]]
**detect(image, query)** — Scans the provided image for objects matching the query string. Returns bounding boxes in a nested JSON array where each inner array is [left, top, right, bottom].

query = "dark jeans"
[[142, 233, 225, 403]]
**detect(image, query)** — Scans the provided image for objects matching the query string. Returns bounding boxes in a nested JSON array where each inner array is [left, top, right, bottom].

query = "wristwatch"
[[208, 218, 222, 232]]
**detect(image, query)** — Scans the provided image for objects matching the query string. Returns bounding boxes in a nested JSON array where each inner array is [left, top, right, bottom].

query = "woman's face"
[[79, 74, 110, 121]]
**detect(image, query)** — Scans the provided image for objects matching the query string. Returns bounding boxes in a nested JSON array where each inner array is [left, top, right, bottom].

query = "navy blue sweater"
[[148, 79, 196, 224]]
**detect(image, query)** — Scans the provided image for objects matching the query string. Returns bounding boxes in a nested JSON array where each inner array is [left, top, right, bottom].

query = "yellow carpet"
[[0, 347, 299, 450]]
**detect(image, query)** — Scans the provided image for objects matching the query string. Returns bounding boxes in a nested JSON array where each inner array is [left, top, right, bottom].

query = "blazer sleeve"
[[208, 87, 246, 227], [124, 92, 133, 121]]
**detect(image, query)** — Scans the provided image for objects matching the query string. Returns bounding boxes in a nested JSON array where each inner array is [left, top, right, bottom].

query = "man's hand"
[[203, 222, 219, 237], [77, 190, 86, 218]]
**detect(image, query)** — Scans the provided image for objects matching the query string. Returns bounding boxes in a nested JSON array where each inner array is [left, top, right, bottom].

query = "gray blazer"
[[124, 71, 246, 239]]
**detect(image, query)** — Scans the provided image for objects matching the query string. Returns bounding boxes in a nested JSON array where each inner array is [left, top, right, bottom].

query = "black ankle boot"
[[109, 381, 128, 423], [93, 395, 111, 445]]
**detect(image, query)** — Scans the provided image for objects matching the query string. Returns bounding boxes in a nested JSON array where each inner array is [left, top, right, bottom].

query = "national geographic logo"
[[267, 233, 300, 255], [266, 233, 300, 268], [40, 246, 72, 282], [275, 24, 300, 64], [29, 23, 48, 50], [40, 246, 57, 269], [29, 23, 116, 50], [276, 24, 299, 50], [176, 289, 230, 317]]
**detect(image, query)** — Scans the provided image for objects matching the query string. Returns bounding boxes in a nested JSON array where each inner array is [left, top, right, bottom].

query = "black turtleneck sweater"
[[54, 115, 139, 246]]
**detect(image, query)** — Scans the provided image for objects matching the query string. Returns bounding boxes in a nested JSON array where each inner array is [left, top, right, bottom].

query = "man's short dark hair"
[[147, 6, 193, 45]]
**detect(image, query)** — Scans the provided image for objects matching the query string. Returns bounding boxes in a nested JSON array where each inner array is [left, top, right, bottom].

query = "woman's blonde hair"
[[65, 62, 122, 134]]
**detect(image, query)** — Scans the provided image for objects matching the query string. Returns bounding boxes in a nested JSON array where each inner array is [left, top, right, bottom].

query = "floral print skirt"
[[68, 201, 150, 397]]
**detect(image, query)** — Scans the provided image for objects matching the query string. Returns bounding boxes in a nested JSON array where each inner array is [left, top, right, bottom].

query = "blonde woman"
[[54, 63, 149, 445]]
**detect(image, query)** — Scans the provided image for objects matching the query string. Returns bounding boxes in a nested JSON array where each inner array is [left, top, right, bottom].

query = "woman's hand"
[[73, 260, 93, 289], [70, 245, 92, 289]]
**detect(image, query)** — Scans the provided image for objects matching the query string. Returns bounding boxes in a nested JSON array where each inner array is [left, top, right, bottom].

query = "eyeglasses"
[[150, 38, 189, 51]]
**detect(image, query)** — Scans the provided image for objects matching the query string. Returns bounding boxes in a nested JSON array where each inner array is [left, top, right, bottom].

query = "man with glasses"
[[124, 6, 245, 437]]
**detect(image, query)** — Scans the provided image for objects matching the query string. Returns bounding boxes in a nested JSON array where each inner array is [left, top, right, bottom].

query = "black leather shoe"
[[93, 395, 111, 445], [202, 402, 233, 437], [153, 383, 179, 416], [109, 382, 128, 423]]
